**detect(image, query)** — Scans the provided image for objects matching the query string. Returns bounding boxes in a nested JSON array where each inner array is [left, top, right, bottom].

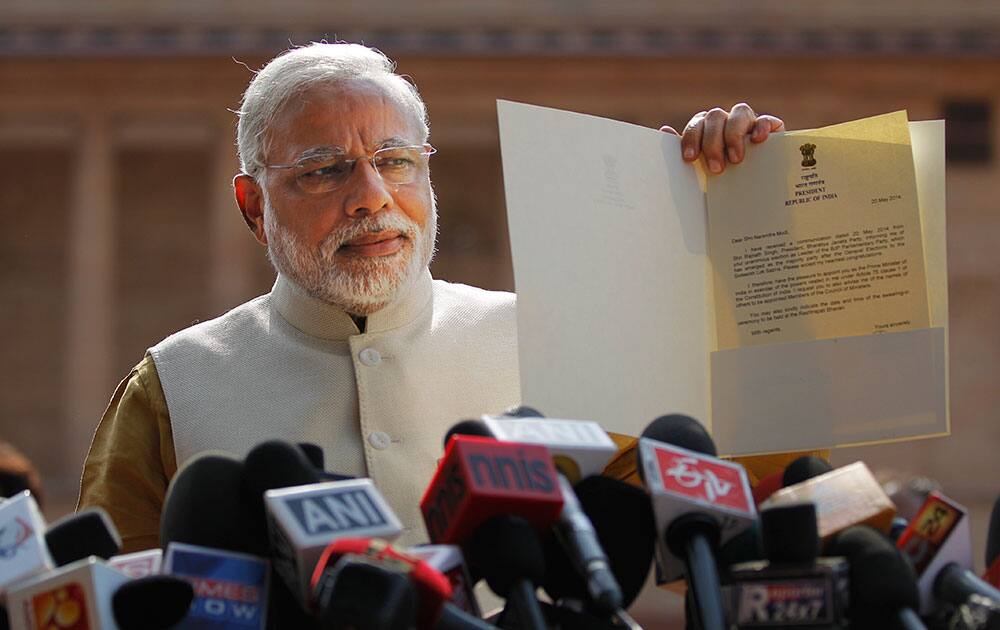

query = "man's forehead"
[[269, 81, 421, 157]]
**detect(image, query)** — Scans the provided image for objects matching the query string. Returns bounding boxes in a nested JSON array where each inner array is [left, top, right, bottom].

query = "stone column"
[[65, 114, 115, 484]]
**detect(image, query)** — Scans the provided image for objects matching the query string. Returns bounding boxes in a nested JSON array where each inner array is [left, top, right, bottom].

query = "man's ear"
[[234, 174, 268, 246]]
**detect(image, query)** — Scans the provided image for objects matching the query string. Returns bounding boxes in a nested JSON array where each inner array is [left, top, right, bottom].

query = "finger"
[[701, 107, 728, 174], [724, 103, 756, 164], [659, 125, 681, 137], [750, 115, 786, 144], [680, 112, 706, 162]]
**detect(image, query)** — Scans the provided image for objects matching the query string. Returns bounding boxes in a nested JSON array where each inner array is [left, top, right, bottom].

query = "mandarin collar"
[[271, 269, 433, 340]]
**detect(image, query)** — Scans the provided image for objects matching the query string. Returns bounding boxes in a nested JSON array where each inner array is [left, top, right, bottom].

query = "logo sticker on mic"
[[653, 447, 753, 514]]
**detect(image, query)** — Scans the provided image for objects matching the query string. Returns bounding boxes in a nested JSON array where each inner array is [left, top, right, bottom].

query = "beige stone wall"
[[0, 52, 997, 625]]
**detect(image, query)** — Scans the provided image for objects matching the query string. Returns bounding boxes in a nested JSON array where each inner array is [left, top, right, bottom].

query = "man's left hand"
[[660, 103, 785, 175]]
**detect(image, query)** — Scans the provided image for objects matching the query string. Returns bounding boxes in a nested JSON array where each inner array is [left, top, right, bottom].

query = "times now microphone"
[[638, 416, 756, 630], [724, 502, 849, 629], [761, 461, 896, 542], [896, 492, 1000, 612], [5, 557, 130, 630], [164, 542, 270, 629], [0, 492, 53, 595], [264, 478, 403, 607]]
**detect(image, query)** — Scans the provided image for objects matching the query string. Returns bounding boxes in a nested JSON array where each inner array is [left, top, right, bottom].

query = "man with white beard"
[[78, 42, 783, 552]]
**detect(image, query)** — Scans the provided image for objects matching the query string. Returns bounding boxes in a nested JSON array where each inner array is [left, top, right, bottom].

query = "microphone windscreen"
[[640, 414, 717, 456], [466, 515, 546, 597], [541, 475, 655, 610], [0, 471, 31, 500], [500, 405, 545, 418], [782, 456, 833, 487], [297, 442, 325, 471], [315, 558, 417, 630], [717, 520, 764, 567], [761, 502, 818, 563], [987, 495, 1000, 567], [160, 452, 267, 556], [752, 471, 784, 506], [243, 440, 321, 502], [45, 507, 121, 566], [112, 575, 194, 630], [442, 419, 493, 447], [825, 525, 920, 619]]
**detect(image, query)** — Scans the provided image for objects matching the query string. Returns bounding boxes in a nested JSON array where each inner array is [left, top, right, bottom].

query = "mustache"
[[322, 214, 420, 252]]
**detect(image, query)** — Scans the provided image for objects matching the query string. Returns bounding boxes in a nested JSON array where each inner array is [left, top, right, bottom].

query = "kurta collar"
[[271, 269, 433, 340]]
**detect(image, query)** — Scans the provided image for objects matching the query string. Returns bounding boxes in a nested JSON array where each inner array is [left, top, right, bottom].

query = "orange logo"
[[31, 582, 89, 629]]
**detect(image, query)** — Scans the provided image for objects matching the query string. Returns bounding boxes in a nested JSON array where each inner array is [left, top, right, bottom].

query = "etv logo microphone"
[[646, 442, 753, 514]]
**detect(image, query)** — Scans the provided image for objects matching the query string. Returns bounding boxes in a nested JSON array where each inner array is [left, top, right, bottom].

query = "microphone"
[[0, 491, 54, 593], [761, 461, 896, 542], [164, 541, 271, 628], [310, 538, 455, 629], [111, 574, 194, 630], [313, 554, 417, 630], [4, 557, 130, 629], [781, 456, 832, 488], [723, 502, 849, 628], [540, 475, 656, 613], [264, 477, 403, 606], [482, 412, 624, 614], [896, 491, 1000, 611], [420, 430, 562, 629], [161, 451, 296, 629], [638, 414, 756, 630], [825, 525, 926, 630], [107, 549, 163, 579], [161, 452, 269, 556], [44, 507, 121, 567], [408, 545, 482, 617]]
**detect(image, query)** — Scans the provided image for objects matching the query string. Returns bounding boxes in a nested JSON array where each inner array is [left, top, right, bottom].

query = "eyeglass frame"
[[250, 143, 437, 194]]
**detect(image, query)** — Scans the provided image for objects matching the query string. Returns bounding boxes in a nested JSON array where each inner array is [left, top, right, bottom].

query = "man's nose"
[[342, 159, 393, 218]]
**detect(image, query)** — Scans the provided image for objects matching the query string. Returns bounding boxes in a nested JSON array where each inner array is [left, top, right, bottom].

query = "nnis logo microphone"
[[422, 438, 562, 543]]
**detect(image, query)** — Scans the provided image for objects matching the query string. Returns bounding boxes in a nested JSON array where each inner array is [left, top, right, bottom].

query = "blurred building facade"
[[1, 2, 998, 622]]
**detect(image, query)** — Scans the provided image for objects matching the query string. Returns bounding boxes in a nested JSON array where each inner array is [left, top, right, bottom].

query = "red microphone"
[[419, 435, 564, 545]]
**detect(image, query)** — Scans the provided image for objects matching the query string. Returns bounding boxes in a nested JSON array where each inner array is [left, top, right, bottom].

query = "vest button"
[[368, 431, 391, 450], [359, 348, 382, 366]]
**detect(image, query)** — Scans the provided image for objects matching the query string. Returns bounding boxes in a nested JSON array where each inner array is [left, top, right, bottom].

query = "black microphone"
[[825, 525, 926, 630], [45, 507, 121, 566], [161, 452, 268, 556], [639, 414, 756, 630], [724, 502, 849, 628], [111, 574, 195, 630], [988, 496, 1000, 571], [313, 555, 418, 630], [160, 451, 299, 630], [541, 475, 655, 613], [781, 456, 833, 488]]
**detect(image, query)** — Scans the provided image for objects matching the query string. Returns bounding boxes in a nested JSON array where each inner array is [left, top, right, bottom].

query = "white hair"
[[236, 42, 429, 180]]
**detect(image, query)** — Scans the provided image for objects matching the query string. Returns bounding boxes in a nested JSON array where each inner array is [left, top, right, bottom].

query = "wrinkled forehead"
[[266, 78, 423, 156]]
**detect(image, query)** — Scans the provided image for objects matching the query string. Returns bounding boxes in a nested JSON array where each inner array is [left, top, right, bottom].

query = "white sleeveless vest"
[[149, 270, 520, 544]]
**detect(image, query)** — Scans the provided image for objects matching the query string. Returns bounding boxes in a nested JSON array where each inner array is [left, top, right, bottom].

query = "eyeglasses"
[[257, 144, 436, 194]]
